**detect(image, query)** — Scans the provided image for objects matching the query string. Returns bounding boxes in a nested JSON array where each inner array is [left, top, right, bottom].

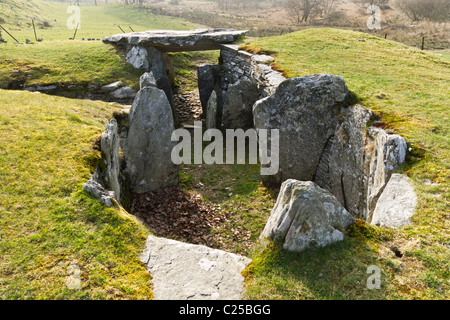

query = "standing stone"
[[221, 79, 259, 130], [260, 179, 355, 252], [206, 90, 218, 129], [371, 174, 417, 228], [101, 119, 121, 201], [253, 74, 349, 186], [316, 106, 373, 218], [126, 46, 149, 70], [140, 71, 157, 90], [125, 86, 179, 193], [198, 64, 221, 117]]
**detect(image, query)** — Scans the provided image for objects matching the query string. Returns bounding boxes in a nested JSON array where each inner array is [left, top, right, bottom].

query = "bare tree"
[[284, 0, 324, 23], [352, 0, 389, 7], [397, 0, 450, 22]]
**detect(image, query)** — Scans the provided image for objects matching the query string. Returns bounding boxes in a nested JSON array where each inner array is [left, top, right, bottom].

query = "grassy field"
[[0, 1, 195, 93], [239, 28, 449, 300], [0, 0, 195, 300], [0, 89, 154, 299], [0, 0, 192, 41]]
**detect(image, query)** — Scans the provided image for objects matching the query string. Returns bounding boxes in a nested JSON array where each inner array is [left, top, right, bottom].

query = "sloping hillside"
[[243, 28, 449, 300], [0, 0, 47, 28]]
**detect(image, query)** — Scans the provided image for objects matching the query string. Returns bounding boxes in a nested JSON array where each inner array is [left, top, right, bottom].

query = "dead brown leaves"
[[130, 186, 256, 254]]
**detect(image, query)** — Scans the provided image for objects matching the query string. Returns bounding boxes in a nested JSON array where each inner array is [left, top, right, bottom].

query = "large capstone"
[[125, 86, 179, 193], [103, 29, 248, 52], [260, 179, 355, 252]]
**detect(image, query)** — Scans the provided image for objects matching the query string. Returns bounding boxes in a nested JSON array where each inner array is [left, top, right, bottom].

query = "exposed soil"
[[130, 186, 252, 253]]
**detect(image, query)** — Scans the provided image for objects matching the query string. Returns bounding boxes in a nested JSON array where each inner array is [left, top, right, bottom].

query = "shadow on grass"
[[244, 220, 395, 300]]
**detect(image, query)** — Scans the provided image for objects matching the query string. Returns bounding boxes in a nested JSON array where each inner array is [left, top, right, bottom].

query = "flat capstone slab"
[[140, 235, 252, 300], [102, 28, 248, 52]]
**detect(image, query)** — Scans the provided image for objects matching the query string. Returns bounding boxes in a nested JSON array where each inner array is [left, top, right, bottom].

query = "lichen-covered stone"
[[260, 179, 355, 252], [140, 235, 251, 300], [125, 86, 179, 193], [221, 79, 259, 130], [206, 90, 218, 129], [103, 29, 248, 52], [101, 119, 121, 201], [253, 74, 349, 186], [82, 179, 115, 207]]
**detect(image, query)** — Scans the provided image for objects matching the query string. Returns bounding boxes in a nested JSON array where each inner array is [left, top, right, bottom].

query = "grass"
[[0, 0, 199, 299], [169, 50, 220, 91], [0, 1, 193, 41], [0, 89, 153, 299], [0, 1, 195, 94], [0, 41, 144, 92], [235, 28, 449, 300]]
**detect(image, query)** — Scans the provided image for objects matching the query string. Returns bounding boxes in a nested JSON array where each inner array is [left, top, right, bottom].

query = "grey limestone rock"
[[221, 79, 259, 130], [101, 119, 121, 201], [253, 74, 349, 186], [140, 235, 251, 300], [125, 86, 179, 193], [260, 179, 355, 252], [82, 179, 115, 207], [103, 29, 248, 52]]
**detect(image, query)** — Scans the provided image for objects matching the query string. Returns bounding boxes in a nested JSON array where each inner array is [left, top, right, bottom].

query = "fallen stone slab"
[[110, 86, 136, 99], [103, 28, 248, 52], [371, 174, 417, 228], [140, 235, 251, 300], [101, 81, 122, 92]]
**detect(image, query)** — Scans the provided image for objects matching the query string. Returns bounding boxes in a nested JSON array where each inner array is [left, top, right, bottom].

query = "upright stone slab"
[[315, 106, 373, 219], [139, 71, 158, 90], [101, 119, 121, 201], [206, 90, 218, 129], [125, 86, 179, 193], [126, 46, 149, 70], [221, 79, 259, 130], [198, 64, 221, 118], [253, 74, 349, 186], [366, 127, 407, 219], [260, 179, 355, 252]]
